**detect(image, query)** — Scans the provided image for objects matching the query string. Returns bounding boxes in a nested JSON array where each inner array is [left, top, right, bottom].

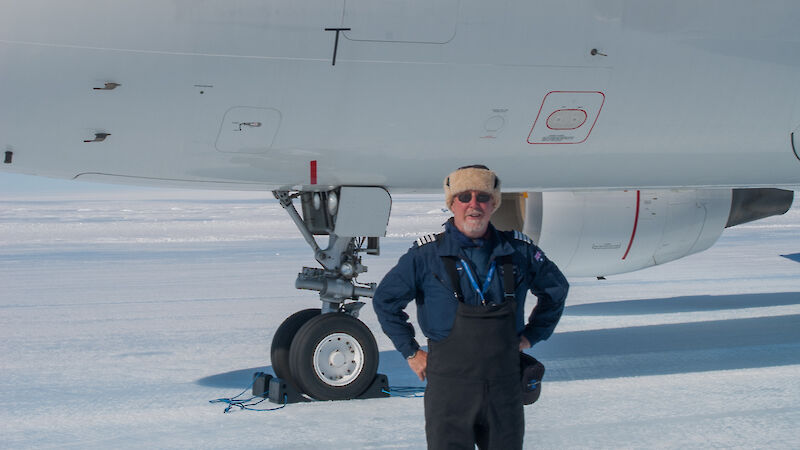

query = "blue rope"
[[381, 386, 426, 398], [211, 379, 425, 412], [208, 379, 289, 413], [209, 393, 289, 413]]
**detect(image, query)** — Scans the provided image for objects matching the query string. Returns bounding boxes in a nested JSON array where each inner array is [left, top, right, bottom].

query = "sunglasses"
[[456, 192, 492, 203]]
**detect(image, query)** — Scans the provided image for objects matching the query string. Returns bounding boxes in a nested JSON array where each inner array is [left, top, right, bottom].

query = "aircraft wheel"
[[289, 312, 379, 401], [270, 308, 320, 389]]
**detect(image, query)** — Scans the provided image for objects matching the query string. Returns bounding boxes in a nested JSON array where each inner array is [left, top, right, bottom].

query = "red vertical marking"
[[310, 160, 317, 185], [622, 190, 640, 260]]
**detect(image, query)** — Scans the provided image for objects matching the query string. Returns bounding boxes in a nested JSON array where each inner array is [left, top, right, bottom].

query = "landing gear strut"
[[270, 187, 391, 401]]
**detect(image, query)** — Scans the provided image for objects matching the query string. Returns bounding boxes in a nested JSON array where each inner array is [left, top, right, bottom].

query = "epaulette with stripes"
[[512, 230, 534, 245], [415, 233, 439, 247]]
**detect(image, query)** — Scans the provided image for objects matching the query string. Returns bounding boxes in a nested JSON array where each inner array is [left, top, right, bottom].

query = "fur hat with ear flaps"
[[443, 165, 502, 211]]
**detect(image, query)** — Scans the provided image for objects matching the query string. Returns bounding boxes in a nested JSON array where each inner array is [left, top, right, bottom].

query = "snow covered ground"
[[1, 188, 799, 449]]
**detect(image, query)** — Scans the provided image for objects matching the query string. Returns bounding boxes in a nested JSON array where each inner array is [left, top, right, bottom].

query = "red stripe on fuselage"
[[622, 190, 640, 260]]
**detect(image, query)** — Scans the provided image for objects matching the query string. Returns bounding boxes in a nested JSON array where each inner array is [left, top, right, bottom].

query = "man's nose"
[[467, 193, 481, 208]]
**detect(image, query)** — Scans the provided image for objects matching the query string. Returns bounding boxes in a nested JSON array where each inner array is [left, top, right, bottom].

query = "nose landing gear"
[[270, 187, 391, 401]]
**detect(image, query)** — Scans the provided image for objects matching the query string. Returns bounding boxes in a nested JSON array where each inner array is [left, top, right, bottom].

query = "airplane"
[[2, 0, 799, 401]]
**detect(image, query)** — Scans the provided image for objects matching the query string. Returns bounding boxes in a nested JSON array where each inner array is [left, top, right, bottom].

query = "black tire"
[[289, 313, 379, 401], [270, 308, 321, 389]]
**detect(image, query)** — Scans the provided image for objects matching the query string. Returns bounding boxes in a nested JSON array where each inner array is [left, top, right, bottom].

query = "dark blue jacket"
[[373, 219, 569, 358]]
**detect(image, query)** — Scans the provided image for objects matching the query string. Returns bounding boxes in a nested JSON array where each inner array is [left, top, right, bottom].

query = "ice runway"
[[1, 190, 799, 448]]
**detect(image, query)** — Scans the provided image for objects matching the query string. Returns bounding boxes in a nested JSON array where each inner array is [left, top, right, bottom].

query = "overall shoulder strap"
[[497, 254, 516, 302]]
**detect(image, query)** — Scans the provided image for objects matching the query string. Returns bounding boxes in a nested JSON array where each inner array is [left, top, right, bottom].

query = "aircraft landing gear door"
[[341, 0, 458, 44]]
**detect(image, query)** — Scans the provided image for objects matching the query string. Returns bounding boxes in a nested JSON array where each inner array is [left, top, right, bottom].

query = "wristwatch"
[[406, 350, 418, 360]]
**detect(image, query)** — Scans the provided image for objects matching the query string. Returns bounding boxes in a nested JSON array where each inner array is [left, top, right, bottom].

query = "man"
[[373, 165, 569, 450]]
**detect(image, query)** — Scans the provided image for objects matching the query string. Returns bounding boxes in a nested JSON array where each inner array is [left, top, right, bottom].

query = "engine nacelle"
[[491, 189, 793, 278]]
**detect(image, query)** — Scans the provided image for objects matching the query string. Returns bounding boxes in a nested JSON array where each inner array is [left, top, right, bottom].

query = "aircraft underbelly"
[[342, 0, 458, 44], [1, 0, 800, 191]]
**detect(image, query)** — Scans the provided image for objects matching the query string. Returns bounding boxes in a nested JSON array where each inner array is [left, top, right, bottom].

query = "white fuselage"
[[2, 0, 800, 192]]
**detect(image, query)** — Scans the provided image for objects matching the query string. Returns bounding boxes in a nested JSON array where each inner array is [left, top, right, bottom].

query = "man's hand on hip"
[[519, 336, 531, 351], [407, 349, 428, 381]]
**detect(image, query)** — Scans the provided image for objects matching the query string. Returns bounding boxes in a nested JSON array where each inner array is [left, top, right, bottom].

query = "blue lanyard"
[[458, 259, 496, 305]]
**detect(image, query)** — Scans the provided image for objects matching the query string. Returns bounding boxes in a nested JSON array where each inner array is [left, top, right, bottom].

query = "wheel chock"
[[253, 372, 391, 404], [252, 372, 309, 404], [251, 372, 273, 398], [356, 373, 391, 400], [268, 377, 311, 404]]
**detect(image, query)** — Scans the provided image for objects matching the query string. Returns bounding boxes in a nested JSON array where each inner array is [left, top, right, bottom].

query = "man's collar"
[[436, 218, 515, 258], [444, 218, 488, 248]]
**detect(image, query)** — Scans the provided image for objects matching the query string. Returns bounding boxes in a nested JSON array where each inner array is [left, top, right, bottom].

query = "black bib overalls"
[[424, 300, 524, 450]]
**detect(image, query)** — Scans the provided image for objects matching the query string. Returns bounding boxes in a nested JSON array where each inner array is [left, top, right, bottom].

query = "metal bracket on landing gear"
[[295, 267, 372, 316], [274, 187, 391, 315]]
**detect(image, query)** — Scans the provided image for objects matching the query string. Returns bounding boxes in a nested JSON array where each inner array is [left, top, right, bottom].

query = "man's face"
[[451, 190, 495, 239]]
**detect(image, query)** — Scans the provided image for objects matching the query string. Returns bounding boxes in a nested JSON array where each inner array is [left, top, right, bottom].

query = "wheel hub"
[[313, 332, 364, 387], [329, 351, 346, 367]]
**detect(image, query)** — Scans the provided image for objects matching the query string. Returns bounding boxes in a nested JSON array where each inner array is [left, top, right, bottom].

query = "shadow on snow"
[[195, 351, 425, 389], [565, 292, 800, 316], [537, 324, 800, 381], [781, 253, 800, 263], [197, 292, 800, 388]]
